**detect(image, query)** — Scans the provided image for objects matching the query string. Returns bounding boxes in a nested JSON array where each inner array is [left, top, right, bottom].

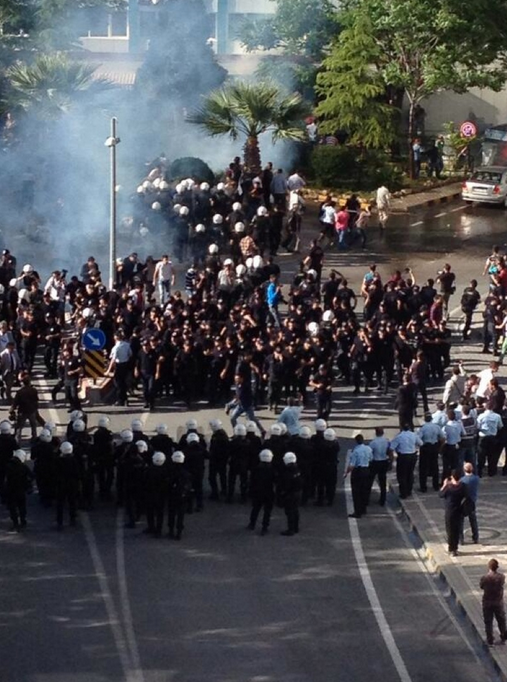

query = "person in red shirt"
[[335, 207, 349, 249]]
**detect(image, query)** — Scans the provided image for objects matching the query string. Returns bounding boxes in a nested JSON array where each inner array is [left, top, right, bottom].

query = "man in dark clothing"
[[93, 416, 115, 500], [167, 451, 192, 539], [62, 347, 82, 412], [136, 337, 161, 411], [183, 432, 207, 512], [55, 441, 80, 529], [227, 424, 253, 503], [279, 452, 302, 536], [31, 429, 56, 507], [480, 559, 507, 646], [395, 374, 418, 430], [439, 470, 466, 556], [4, 449, 32, 530], [12, 374, 44, 441], [248, 449, 276, 534], [314, 428, 340, 506], [0, 420, 18, 504], [144, 452, 168, 537], [208, 419, 230, 500], [461, 279, 481, 341]]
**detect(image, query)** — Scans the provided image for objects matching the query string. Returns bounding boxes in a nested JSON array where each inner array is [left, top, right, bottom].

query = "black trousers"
[[146, 496, 165, 534], [396, 454, 417, 498], [209, 459, 227, 497], [168, 500, 185, 537], [441, 443, 459, 482], [250, 496, 274, 530], [227, 468, 248, 502], [351, 467, 370, 516], [7, 492, 26, 526], [445, 510, 461, 552], [483, 603, 507, 644], [56, 488, 77, 526], [368, 460, 389, 505], [478, 436, 499, 477], [316, 468, 337, 505], [284, 497, 300, 533], [114, 363, 130, 404], [419, 443, 440, 491]]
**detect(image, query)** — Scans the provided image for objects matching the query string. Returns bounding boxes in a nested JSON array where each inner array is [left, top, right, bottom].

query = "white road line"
[[434, 211, 447, 218], [82, 512, 137, 682], [387, 506, 482, 664], [345, 479, 413, 682], [448, 205, 467, 213], [409, 221, 423, 227], [116, 508, 145, 682]]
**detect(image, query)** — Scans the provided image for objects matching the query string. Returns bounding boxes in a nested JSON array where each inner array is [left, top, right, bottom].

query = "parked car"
[[462, 166, 507, 206]]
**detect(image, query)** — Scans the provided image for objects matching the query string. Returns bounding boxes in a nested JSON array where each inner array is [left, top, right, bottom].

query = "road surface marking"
[[82, 512, 138, 682], [387, 506, 482, 664], [410, 221, 423, 227], [116, 508, 145, 682], [345, 479, 413, 682]]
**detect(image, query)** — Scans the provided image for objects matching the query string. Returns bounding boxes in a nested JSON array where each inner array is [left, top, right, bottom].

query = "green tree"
[[188, 81, 309, 173], [4, 52, 113, 119], [238, 0, 339, 97], [316, 12, 396, 149], [321, 0, 507, 176]]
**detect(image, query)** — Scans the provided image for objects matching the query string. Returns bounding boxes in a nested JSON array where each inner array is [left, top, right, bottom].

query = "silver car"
[[462, 166, 507, 206]]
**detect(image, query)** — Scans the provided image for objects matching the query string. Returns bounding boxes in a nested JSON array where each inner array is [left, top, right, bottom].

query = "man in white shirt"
[[287, 171, 306, 192], [376, 184, 391, 230], [153, 254, 175, 306], [443, 363, 466, 406], [107, 332, 132, 407], [476, 362, 499, 400]]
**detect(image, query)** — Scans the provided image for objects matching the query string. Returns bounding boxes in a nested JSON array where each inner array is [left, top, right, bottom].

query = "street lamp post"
[[105, 117, 120, 290]]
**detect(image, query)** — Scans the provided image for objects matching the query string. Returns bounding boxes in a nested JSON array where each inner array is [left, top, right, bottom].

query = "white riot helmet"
[[151, 201, 162, 211], [39, 429, 52, 443], [179, 206, 190, 217], [232, 202, 242, 212], [270, 424, 282, 437], [159, 180, 169, 191], [155, 423, 168, 435], [60, 441, 73, 456], [186, 418, 197, 430], [173, 203, 182, 213], [307, 269, 317, 279], [172, 451, 185, 464], [73, 419, 85, 433], [236, 264, 246, 277], [257, 206, 268, 217], [185, 178, 195, 190], [279, 423, 288, 436], [137, 185, 144, 194], [195, 224, 206, 233], [252, 255, 263, 269], [322, 310, 334, 323], [209, 419, 222, 432], [131, 419, 143, 432], [234, 222, 245, 233], [259, 449, 274, 463], [216, 182, 225, 191], [212, 214, 224, 225], [299, 426, 312, 439], [9, 278, 17, 287], [82, 307, 92, 319], [98, 416, 110, 428], [246, 422, 257, 434], [208, 244, 219, 254], [13, 449, 27, 463], [234, 424, 247, 437], [187, 432, 199, 444], [0, 420, 12, 434], [245, 257, 253, 269], [153, 177, 161, 188], [22, 263, 34, 274], [142, 180, 153, 190], [175, 183, 184, 194], [200, 182, 210, 191], [283, 452, 297, 465], [223, 258, 234, 267], [121, 429, 133, 443], [44, 421, 56, 434], [324, 428, 337, 441], [136, 440, 148, 453], [18, 288, 29, 302], [308, 322, 320, 336], [70, 410, 83, 422], [152, 452, 166, 466], [315, 419, 327, 432]]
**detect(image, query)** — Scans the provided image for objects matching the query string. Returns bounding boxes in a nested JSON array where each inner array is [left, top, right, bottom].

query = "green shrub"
[[309, 145, 403, 190], [169, 157, 215, 184]]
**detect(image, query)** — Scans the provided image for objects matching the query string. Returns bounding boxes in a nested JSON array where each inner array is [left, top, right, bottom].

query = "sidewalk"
[[392, 474, 507, 679], [390, 181, 463, 213]]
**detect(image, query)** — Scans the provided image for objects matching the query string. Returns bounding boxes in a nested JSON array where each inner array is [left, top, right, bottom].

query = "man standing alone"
[[480, 559, 507, 646]]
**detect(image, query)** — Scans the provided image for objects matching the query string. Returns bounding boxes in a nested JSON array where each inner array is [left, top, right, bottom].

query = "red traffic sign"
[[460, 121, 477, 138]]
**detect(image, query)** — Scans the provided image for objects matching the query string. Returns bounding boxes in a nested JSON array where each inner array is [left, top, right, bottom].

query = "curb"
[[392, 190, 462, 213], [388, 482, 507, 681]]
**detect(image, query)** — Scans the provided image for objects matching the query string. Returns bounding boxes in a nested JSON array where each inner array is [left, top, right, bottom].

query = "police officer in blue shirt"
[[417, 414, 443, 492], [344, 434, 373, 518], [390, 424, 423, 499], [367, 427, 391, 506]]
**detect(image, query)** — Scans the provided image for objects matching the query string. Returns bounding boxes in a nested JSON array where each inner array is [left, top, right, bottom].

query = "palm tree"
[[4, 53, 114, 120], [188, 80, 309, 173]]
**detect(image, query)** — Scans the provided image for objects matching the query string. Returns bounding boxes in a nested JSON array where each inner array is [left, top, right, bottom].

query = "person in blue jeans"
[[226, 349, 265, 437], [266, 275, 284, 329]]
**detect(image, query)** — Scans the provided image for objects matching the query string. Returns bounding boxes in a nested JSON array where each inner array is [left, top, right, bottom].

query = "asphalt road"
[[2, 197, 506, 682]]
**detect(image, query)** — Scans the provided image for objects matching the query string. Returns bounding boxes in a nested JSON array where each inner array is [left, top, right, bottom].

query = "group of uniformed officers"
[[0, 412, 346, 538]]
